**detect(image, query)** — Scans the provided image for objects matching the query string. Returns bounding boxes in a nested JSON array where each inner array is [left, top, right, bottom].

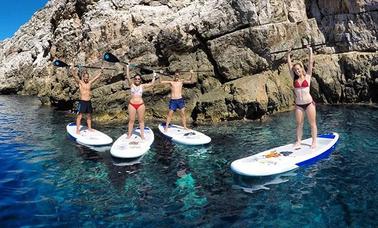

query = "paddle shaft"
[[103, 52, 211, 74], [270, 39, 362, 54], [177, 70, 212, 73], [74, 65, 116, 70], [53, 60, 116, 70]]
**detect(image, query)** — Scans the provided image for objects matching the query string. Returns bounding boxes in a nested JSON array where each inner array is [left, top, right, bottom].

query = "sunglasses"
[[134, 78, 141, 81]]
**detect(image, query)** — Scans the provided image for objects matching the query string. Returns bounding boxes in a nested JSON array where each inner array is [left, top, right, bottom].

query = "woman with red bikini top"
[[293, 75, 313, 110], [287, 46, 317, 149], [125, 64, 156, 139]]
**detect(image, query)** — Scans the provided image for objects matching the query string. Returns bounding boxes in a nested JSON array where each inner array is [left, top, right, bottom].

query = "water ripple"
[[0, 96, 377, 226]]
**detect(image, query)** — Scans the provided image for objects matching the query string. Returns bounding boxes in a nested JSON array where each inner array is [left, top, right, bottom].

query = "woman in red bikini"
[[287, 46, 317, 149], [125, 64, 156, 139]]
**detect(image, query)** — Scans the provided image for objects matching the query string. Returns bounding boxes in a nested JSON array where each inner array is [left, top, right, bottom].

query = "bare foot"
[[88, 128, 95, 132], [311, 142, 317, 149], [293, 141, 301, 148], [76, 131, 81, 135], [127, 135, 132, 139], [164, 127, 168, 132]]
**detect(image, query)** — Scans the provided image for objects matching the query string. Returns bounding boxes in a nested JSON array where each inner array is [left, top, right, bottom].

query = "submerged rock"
[[0, 0, 377, 123]]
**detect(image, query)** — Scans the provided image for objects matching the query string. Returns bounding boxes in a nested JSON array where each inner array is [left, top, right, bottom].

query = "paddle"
[[103, 52, 128, 64], [176, 70, 213, 73], [103, 52, 154, 74], [52, 60, 116, 70], [269, 43, 328, 54], [269, 38, 362, 54], [159, 70, 213, 77], [103, 52, 212, 76], [53, 59, 69, 68]]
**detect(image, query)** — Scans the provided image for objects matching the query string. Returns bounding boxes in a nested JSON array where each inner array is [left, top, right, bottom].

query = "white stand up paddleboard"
[[231, 133, 339, 177], [66, 123, 113, 146], [110, 127, 154, 158], [158, 123, 211, 145]]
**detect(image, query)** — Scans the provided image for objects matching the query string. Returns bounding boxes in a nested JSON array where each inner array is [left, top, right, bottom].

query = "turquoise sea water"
[[0, 95, 377, 227]]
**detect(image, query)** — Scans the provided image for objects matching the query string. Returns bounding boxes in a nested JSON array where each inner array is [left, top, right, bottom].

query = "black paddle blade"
[[103, 52, 120, 63], [53, 60, 69, 67]]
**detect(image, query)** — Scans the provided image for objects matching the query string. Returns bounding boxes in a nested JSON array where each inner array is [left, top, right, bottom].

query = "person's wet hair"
[[79, 69, 89, 79], [174, 70, 180, 78]]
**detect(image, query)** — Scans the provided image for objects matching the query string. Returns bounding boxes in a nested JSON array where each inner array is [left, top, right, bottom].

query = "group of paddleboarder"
[[68, 62, 195, 141], [66, 46, 317, 149]]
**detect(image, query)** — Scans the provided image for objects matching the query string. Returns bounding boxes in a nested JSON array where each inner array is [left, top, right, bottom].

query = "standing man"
[[160, 70, 196, 131], [69, 67, 103, 135]]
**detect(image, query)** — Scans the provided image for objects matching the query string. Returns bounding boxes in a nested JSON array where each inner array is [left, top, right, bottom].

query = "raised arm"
[[183, 70, 196, 84], [69, 67, 81, 85], [306, 46, 313, 76], [124, 64, 132, 86], [142, 71, 156, 89], [286, 49, 294, 78], [89, 67, 104, 84]]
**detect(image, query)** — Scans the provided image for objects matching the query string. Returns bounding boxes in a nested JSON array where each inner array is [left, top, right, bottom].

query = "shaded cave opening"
[[51, 100, 76, 112]]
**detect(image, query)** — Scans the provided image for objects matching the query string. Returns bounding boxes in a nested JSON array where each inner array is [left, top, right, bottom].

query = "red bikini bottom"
[[129, 102, 144, 110]]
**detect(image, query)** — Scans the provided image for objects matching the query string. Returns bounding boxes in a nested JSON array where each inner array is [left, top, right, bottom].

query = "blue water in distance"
[[0, 95, 377, 227]]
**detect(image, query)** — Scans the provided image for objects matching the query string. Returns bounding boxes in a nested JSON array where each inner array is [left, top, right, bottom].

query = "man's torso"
[[79, 81, 91, 101], [170, 81, 183, 99]]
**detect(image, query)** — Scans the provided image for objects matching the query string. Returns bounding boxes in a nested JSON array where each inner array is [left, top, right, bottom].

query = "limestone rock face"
[[0, 0, 377, 123], [193, 67, 294, 122]]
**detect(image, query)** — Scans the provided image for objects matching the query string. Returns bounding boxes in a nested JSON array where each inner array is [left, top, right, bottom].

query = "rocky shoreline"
[[0, 0, 377, 123]]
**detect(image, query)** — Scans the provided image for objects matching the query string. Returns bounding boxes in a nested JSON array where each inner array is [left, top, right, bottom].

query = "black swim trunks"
[[78, 100, 93, 114]]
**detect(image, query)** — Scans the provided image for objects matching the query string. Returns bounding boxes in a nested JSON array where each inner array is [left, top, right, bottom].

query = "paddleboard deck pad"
[[158, 123, 211, 145], [110, 127, 154, 158], [231, 133, 339, 176], [66, 123, 113, 146]]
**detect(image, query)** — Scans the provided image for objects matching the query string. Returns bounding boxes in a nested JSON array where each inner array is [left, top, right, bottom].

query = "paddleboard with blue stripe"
[[231, 133, 339, 176]]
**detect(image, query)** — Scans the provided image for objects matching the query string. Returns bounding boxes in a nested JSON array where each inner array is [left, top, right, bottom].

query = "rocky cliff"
[[0, 0, 377, 123]]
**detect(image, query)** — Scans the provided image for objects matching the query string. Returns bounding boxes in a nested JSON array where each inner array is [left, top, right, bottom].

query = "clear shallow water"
[[0, 96, 377, 227]]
